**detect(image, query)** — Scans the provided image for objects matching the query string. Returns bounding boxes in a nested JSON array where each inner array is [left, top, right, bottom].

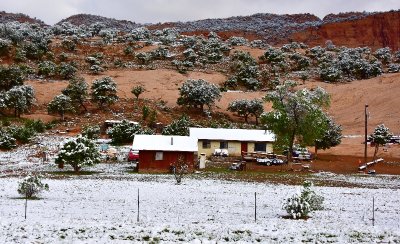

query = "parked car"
[[256, 157, 285, 166], [283, 146, 313, 161], [128, 150, 139, 162]]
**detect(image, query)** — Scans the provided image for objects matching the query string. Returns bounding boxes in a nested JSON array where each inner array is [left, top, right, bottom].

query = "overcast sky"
[[1, 0, 400, 25]]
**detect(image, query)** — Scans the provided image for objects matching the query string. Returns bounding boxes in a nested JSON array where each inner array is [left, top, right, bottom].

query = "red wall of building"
[[138, 150, 195, 172]]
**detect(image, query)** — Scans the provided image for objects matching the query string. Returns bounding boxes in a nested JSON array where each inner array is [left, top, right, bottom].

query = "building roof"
[[189, 128, 275, 142], [132, 135, 198, 152]]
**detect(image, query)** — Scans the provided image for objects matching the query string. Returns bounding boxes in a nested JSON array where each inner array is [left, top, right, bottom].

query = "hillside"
[[0, 11, 46, 26], [1, 9, 399, 49], [57, 13, 141, 30]]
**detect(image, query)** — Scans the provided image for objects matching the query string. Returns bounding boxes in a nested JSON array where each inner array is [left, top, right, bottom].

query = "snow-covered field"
[[1, 176, 400, 243], [1, 136, 400, 242]]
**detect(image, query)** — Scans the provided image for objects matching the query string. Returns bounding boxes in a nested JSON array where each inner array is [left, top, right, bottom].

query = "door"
[[241, 142, 248, 153]]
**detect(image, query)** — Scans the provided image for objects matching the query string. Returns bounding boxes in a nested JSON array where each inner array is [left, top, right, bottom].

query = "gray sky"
[[1, 0, 399, 25]]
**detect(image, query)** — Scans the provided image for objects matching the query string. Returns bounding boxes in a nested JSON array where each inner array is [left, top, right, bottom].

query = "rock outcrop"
[[290, 11, 400, 50]]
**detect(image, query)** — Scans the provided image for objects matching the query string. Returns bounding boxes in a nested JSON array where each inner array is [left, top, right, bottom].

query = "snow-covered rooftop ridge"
[[132, 135, 198, 152], [189, 127, 275, 142]]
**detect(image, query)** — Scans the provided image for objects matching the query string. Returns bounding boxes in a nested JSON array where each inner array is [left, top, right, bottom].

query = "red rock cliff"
[[290, 12, 400, 50]]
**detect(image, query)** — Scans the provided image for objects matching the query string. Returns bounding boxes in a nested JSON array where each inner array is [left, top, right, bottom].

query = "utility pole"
[[364, 104, 368, 164]]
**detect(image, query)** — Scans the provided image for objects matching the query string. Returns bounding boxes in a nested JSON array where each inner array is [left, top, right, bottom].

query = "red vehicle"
[[128, 150, 139, 162]]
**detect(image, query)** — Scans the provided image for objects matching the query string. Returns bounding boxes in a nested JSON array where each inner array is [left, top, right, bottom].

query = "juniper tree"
[[90, 76, 118, 108], [228, 99, 264, 124], [5, 85, 35, 117], [131, 85, 145, 100], [55, 135, 101, 172], [162, 115, 192, 136], [177, 79, 221, 111], [62, 76, 89, 112], [47, 94, 74, 121], [369, 124, 392, 162], [17, 174, 49, 198]]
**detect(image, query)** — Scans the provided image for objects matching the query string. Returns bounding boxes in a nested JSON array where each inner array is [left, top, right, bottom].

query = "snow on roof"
[[189, 128, 275, 142], [132, 135, 198, 152]]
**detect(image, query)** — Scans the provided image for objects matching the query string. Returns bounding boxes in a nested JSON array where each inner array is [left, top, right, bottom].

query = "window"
[[155, 152, 163, 160], [202, 140, 211, 149], [220, 141, 228, 149], [254, 142, 266, 152]]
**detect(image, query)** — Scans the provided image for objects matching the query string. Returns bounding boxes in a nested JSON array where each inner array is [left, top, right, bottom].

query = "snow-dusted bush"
[[61, 38, 77, 51], [38, 61, 57, 77], [130, 27, 151, 41], [243, 77, 261, 90], [24, 119, 46, 133], [162, 115, 193, 136], [151, 46, 171, 60], [394, 51, 400, 63], [55, 135, 101, 172], [373, 47, 392, 64], [89, 65, 104, 74], [0, 65, 26, 91], [223, 77, 238, 89], [388, 63, 400, 73], [5, 85, 35, 117], [369, 124, 392, 161], [228, 99, 264, 124], [131, 85, 145, 100], [81, 125, 101, 140], [319, 65, 343, 82], [47, 94, 74, 121], [0, 129, 16, 149], [90, 76, 118, 108], [85, 56, 101, 65], [283, 181, 324, 219], [17, 174, 49, 198], [260, 47, 285, 63], [135, 52, 152, 65], [289, 52, 311, 71], [250, 39, 266, 48], [99, 29, 115, 45], [107, 120, 145, 144], [7, 125, 36, 144], [62, 77, 89, 112], [307, 46, 326, 58], [58, 62, 77, 79], [228, 36, 248, 46], [177, 79, 221, 111], [0, 38, 11, 56]]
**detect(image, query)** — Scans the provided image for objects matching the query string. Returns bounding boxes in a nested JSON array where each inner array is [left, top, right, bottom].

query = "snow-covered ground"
[[1, 135, 400, 242], [1, 176, 400, 243]]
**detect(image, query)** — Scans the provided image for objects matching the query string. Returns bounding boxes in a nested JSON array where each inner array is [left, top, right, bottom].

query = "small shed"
[[189, 127, 275, 157], [132, 135, 198, 172]]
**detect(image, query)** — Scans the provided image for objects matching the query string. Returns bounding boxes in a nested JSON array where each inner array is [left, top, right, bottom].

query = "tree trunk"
[[288, 131, 296, 170], [73, 165, 81, 173], [255, 116, 259, 125], [81, 102, 87, 112], [372, 144, 379, 163], [244, 115, 248, 123], [61, 111, 65, 121]]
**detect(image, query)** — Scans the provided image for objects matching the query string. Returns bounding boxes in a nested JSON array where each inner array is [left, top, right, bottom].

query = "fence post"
[[254, 192, 257, 223], [137, 188, 140, 223], [372, 196, 375, 226], [24, 195, 28, 220]]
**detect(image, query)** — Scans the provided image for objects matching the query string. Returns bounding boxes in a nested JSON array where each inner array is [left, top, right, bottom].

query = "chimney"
[[171, 137, 173, 145]]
